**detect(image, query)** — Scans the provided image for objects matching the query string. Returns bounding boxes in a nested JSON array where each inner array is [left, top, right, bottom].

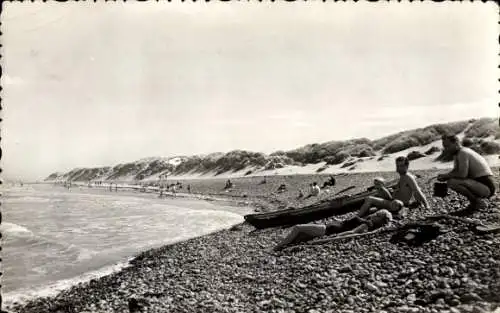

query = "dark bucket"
[[433, 182, 448, 197]]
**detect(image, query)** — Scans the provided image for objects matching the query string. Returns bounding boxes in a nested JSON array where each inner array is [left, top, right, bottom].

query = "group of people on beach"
[[274, 134, 497, 250]]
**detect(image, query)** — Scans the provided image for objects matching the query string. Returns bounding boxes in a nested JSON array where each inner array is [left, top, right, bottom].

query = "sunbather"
[[322, 176, 336, 189], [357, 156, 429, 218], [273, 209, 393, 251]]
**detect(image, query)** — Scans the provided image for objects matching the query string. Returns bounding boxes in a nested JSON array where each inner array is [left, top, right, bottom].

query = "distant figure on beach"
[[322, 176, 336, 189], [310, 182, 321, 196], [187, 184, 191, 193], [437, 134, 496, 215], [224, 179, 233, 190], [274, 209, 393, 251], [357, 156, 429, 218], [297, 189, 304, 199], [277, 183, 287, 193]]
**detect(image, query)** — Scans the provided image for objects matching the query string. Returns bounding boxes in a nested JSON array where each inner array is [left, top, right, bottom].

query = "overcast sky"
[[2, 2, 498, 181]]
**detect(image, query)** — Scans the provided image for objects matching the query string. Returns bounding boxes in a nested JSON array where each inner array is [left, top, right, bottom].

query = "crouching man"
[[437, 135, 496, 215]]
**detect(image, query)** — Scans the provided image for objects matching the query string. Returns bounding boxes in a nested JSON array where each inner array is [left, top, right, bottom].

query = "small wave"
[[3, 196, 53, 203], [2, 260, 132, 310], [0, 222, 34, 239], [76, 248, 99, 262]]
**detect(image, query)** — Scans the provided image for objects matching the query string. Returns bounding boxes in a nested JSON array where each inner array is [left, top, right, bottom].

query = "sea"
[[1, 183, 252, 308]]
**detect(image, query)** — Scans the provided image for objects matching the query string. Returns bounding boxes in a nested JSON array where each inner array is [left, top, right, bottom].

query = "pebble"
[[365, 282, 379, 293], [346, 296, 355, 305], [461, 293, 483, 303], [8, 171, 500, 313], [449, 299, 461, 306], [339, 265, 352, 273], [407, 294, 416, 303], [375, 281, 388, 288]]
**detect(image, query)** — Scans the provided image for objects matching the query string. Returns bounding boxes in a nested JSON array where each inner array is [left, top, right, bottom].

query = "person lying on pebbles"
[[273, 209, 393, 251], [357, 156, 430, 218], [437, 134, 497, 216]]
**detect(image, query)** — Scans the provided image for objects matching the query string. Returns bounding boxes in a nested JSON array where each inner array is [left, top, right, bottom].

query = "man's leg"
[[358, 196, 392, 217], [274, 224, 325, 250], [448, 178, 490, 199], [448, 178, 491, 213], [333, 223, 369, 237]]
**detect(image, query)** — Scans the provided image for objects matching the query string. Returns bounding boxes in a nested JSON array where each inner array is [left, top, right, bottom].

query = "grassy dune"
[[45, 117, 500, 182]]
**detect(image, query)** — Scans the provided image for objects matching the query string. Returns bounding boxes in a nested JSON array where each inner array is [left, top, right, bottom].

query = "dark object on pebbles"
[[230, 223, 243, 231], [407, 150, 426, 161], [390, 223, 446, 246], [128, 298, 141, 313], [433, 182, 449, 198]]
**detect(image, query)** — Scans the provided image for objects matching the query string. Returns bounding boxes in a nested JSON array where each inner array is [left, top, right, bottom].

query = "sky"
[[1, 2, 499, 181]]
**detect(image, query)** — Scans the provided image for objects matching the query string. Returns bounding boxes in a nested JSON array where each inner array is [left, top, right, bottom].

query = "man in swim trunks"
[[357, 156, 430, 217], [437, 135, 496, 215], [273, 209, 393, 251]]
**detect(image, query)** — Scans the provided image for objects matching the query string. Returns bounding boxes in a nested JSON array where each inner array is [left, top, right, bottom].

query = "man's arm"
[[408, 176, 430, 209], [375, 185, 393, 200], [353, 215, 369, 225], [335, 223, 369, 237], [450, 152, 469, 179], [440, 153, 468, 180]]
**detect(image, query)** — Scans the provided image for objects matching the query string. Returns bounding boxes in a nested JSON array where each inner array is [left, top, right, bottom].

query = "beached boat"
[[244, 184, 396, 229]]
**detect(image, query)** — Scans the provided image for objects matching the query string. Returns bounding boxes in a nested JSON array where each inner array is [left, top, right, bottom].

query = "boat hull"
[[244, 187, 389, 229]]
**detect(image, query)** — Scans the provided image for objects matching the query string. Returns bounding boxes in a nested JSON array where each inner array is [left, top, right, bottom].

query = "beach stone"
[[365, 282, 379, 293], [367, 251, 381, 258], [375, 281, 388, 288], [449, 299, 461, 307], [471, 306, 488, 313], [339, 265, 352, 273], [346, 296, 355, 305], [396, 305, 411, 312], [407, 294, 417, 303], [461, 293, 483, 303]]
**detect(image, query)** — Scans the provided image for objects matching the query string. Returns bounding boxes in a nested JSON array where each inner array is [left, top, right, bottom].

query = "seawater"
[[1, 184, 252, 308]]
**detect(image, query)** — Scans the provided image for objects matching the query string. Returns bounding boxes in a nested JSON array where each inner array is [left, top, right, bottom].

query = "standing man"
[[437, 135, 496, 215]]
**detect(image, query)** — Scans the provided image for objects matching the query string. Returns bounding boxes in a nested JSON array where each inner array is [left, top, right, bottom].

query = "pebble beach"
[[7, 168, 500, 313]]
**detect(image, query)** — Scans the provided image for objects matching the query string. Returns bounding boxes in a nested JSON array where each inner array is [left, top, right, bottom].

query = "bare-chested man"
[[437, 135, 496, 215], [357, 156, 429, 217]]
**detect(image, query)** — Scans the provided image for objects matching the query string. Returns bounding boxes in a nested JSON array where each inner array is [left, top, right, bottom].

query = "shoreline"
[[2, 186, 253, 311], [7, 169, 500, 313]]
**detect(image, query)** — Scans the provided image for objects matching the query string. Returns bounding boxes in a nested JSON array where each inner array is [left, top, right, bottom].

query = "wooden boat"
[[244, 183, 397, 229]]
